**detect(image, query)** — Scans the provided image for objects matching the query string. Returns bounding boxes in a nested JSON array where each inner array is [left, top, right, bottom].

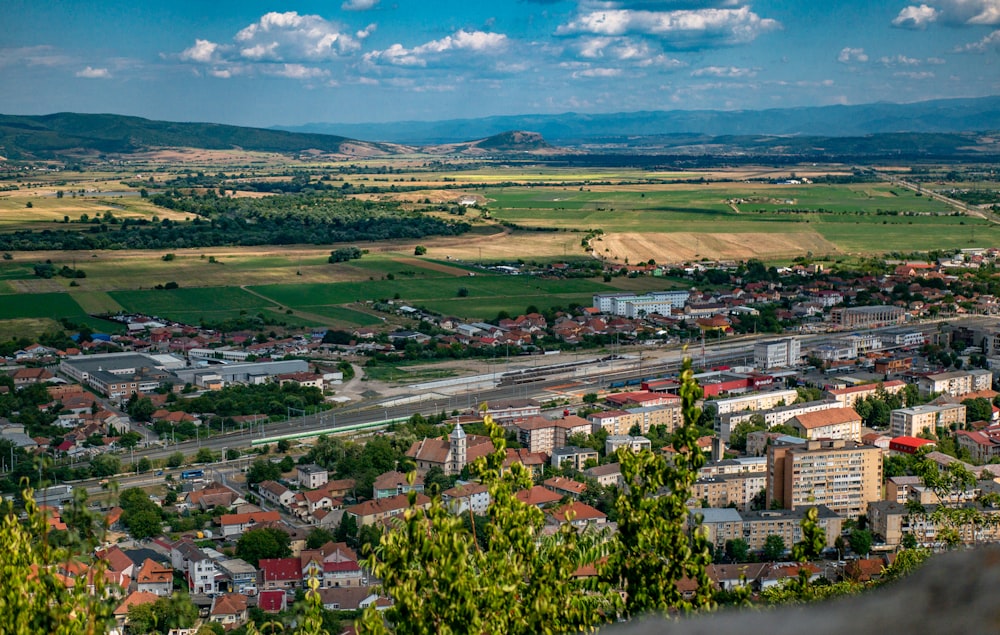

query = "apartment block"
[[917, 369, 993, 397], [691, 472, 766, 511], [787, 407, 862, 443], [713, 389, 799, 416], [826, 380, 906, 409], [766, 439, 883, 519], [719, 400, 841, 442], [890, 403, 967, 437], [696, 506, 842, 552]]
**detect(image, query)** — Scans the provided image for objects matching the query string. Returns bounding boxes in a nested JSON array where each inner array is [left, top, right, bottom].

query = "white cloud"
[[180, 39, 222, 63], [240, 42, 279, 61], [556, 6, 780, 47], [893, 70, 935, 79], [879, 54, 922, 65], [837, 47, 868, 63], [265, 64, 328, 79], [572, 67, 622, 78], [0, 45, 75, 68], [691, 65, 756, 77], [342, 0, 379, 10], [364, 30, 508, 67], [75, 66, 110, 78], [892, 4, 939, 29], [956, 27, 1000, 50], [233, 12, 361, 59], [893, 1, 1000, 28]]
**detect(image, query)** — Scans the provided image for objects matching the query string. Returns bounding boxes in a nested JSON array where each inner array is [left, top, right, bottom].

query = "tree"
[[423, 465, 452, 495], [849, 528, 873, 557], [601, 356, 714, 618], [725, 538, 750, 563], [582, 393, 599, 405], [456, 286, 469, 297], [137, 457, 152, 474], [246, 458, 282, 485], [126, 395, 156, 423], [0, 487, 115, 634], [335, 513, 359, 548], [359, 411, 619, 635], [277, 439, 291, 454], [126, 508, 162, 540], [729, 415, 766, 452], [166, 452, 185, 468], [195, 447, 217, 464], [963, 397, 992, 425], [236, 527, 291, 567], [306, 527, 336, 549], [90, 454, 121, 478], [762, 534, 786, 561], [414, 245, 427, 256], [226, 448, 241, 461], [117, 431, 142, 450]]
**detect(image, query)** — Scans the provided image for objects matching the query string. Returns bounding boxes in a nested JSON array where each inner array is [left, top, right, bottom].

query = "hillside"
[[282, 95, 1000, 144], [423, 130, 559, 156], [0, 112, 402, 160]]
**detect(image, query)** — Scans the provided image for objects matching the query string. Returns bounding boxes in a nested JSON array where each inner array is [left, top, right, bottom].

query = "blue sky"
[[2, 0, 999, 127]]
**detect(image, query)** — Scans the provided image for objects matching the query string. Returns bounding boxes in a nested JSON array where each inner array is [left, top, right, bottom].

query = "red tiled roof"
[[257, 590, 287, 613], [259, 557, 302, 582], [515, 486, 562, 507]]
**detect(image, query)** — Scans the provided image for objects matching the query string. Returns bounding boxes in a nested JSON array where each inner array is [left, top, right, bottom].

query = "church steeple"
[[449, 422, 467, 475]]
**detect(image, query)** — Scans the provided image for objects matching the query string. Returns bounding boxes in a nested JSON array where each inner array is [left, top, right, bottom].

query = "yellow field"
[[0, 318, 63, 341], [600, 231, 843, 263]]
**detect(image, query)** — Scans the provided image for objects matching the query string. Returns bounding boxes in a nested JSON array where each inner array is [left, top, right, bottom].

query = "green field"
[[0, 292, 89, 320]]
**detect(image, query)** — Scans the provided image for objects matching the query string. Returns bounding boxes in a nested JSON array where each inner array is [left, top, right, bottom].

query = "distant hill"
[[423, 130, 558, 156], [0, 112, 402, 160], [280, 95, 1000, 144]]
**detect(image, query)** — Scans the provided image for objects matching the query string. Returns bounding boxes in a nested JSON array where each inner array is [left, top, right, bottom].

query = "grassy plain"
[[0, 161, 993, 337]]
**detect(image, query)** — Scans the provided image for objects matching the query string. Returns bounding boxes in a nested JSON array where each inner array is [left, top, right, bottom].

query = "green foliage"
[[849, 528, 873, 557], [329, 247, 363, 263], [414, 245, 427, 256], [236, 527, 292, 567], [724, 538, 750, 563], [358, 411, 619, 634], [762, 534, 786, 561], [791, 507, 826, 562], [0, 486, 115, 634], [962, 397, 992, 425], [247, 458, 283, 485], [126, 592, 199, 634], [195, 447, 218, 463], [119, 487, 163, 539], [602, 356, 714, 618], [306, 527, 336, 550], [166, 452, 185, 468], [729, 415, 766, 452]]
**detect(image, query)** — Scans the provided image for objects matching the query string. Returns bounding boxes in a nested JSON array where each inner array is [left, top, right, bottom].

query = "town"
[[5, 248, 1000, 633]]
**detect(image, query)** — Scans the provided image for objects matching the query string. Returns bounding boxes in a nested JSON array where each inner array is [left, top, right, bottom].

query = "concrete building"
[[766, 439, 883, 519], [713, 389, 799, 416], [917, 369, 993, 397], [696, 506, 842, 552], [605, 435, 652, 455], [719, 399, 841, 442], [826, 380, 906, 409], [296, 465, 329, 490], [754, 338, 802, 370], [787, 407, 863, 442], [691, 472, 766, 512], [593, 290, 690, 317], [830, 305, 906, 329], [891, 403, 967, 438]]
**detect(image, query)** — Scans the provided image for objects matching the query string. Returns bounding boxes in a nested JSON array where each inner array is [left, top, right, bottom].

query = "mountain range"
[[278, 96, 1000, 144]]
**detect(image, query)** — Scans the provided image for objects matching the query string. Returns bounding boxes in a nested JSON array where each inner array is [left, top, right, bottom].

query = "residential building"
[[257, 481, 296, 508], [868, 499, 1000, 547], [209, 594, 249, 629], [589, 410, 633, 436], [216, 558, 258, 595], [544, 476, 588, 499], [955, 428, 1000, 464], [296, 464, 329, 490], [697, 506, 842, 552], [550, 446, 599, 470], [516, 417, 558, 454], [318, 586, 380, 611], [713, 389, 799, 416], [766, 439, 883, 519], [691, 471, 767, 512], [219, 511, 281, 538], [584, 462, 623, 488], [917, 369, 993, 397], [515, 485, 562, 508], [441, 483, 490, 515], [826, 380, 906, 409], [890, 403, 967, 437], [787, 407, 862, 442], [373, 471, 425, 500], [754, 338, 802, 369], [259, 557, 303, 591], [721, 400, 841, 442], [593, 290, 689, 317], [135, 558, 173, 597], [346, 493, 432, 526], [605, 435, 652, 455], [547, 501, 607, 529]]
